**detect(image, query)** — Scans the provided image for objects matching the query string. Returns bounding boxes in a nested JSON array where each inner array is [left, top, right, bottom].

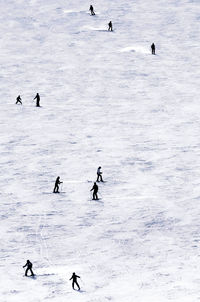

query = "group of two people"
[[90, 166, 104, 200], [89, 5, 113, 31], [16, 93, 41, 107], [23, 260, 81, 290]]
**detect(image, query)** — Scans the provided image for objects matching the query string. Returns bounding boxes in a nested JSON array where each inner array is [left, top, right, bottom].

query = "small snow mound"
[[120, 46, 148, 54], [63, 9, 86, 14], [82, 25, 108, 32]]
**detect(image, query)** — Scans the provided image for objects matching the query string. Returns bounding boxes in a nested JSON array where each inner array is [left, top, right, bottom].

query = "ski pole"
[[90, 191, 93, 200]]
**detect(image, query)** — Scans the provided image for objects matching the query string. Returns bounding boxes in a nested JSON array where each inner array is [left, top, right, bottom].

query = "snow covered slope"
[[1, 0, 200, 301]]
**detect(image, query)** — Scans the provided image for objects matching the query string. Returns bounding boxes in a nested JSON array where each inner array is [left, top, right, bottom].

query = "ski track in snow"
[[1, 0, 200, 301]]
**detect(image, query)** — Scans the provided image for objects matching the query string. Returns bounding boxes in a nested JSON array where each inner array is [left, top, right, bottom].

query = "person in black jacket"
[[16, 95, 22, 105], [69, 272, 80, 290], [34, 93, 40, 107], [151, 43, 155, 55], [53, 176, 63, 193], [90, 182, 98, 200], [108, 21, 113, 31], [96, 166, 103, 182], [23, 260, 34, 276], [89, 5, 95, 15]]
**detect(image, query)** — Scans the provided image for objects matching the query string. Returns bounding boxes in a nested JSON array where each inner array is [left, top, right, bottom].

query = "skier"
[[96, 166, 103, 182], [34, 93, 40, 107], [89, 5, 95, 15], [69, 272, 80, 290], [90, 182, 99, 200], [53, 176, 63, 193], [108, 21, 113, 31], [151, 43, 155, 55], [23, 260, 34, 276], [16, 95, 22, 105]]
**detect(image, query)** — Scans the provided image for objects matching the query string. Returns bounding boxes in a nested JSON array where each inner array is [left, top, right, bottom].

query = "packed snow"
[[1, 0, 200, 301]]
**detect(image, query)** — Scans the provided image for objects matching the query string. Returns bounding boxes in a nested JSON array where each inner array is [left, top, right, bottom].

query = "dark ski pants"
[[25, 268, 34, 276], [53, 185, 59, 193], [72, 281, 80, 290], [93, 192, 98, 200], [97, 174, 103, 182], [16, 101, 22, 104], [108, 27, 113, 31], [152, 49, 155, 55]]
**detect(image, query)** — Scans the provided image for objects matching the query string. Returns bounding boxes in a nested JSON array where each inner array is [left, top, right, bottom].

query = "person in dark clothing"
[[53, 176, 63, 193], [90, 182, 98, 200], [108, 21, 113, 31], [69, 272, 80, 290], [34, 93, 40, 107], [89, 5, 95, 15], [16, 95, 22, 105], [151, 43, 155, 55], [96, 166, 103, 182], [23, 260, 34, 276]]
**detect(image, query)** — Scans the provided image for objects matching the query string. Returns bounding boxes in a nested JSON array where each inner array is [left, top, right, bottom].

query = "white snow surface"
[[1, 0, 200, 301]]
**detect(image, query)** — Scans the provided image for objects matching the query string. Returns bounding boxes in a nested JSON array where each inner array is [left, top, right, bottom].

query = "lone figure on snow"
[[151, 43, 155, 55], [34, 93, 40, 107], [90, 182, 99, 200], [16, 95, 22, 105], [96, 166, 103, 182], [23, 260, 34, 277], [69, 272, 80, 290], [53, 176, 63, 193], [108, 21, 113, 31], [89, 5, 95, 15]]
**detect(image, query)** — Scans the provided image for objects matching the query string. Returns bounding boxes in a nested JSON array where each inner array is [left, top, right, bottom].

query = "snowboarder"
[[90, 182, 99, 200], [34, 93, 40, 107], [151, 43, 155, 55], [53, 176, 63, 193], [69, 272, 80, 290], [23, 260, 34, 276], [96, 166, 103, 182], [108, 21, 113, 31], [16, 95, 22, 105], [89, 5, 95, 15]]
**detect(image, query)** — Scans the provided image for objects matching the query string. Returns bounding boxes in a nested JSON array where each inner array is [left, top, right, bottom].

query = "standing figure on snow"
[[34, 93, 40, 107], [23, 260, 34, 276], [96, 166, 103, 182], [69, 272, 80, 290], [108, 21, 113, 31], [16, 95, 22, 105], [53, 176, 63, 193], [89, 5, 95, 15], [90, 182, 99, 200], [151, 43, 155, 55]]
